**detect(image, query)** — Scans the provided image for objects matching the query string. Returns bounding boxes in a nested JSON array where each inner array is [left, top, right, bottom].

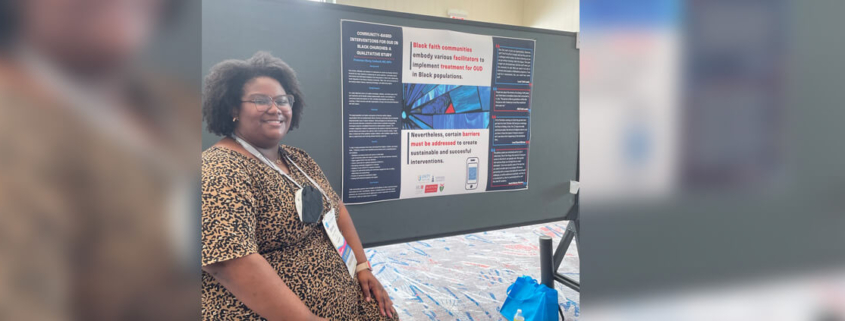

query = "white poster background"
[[401, 26, 493, 86], [399, 129, 489, 199]]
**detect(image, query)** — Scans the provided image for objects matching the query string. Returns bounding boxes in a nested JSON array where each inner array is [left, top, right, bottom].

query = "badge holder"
[[232, 135, 357, 277]]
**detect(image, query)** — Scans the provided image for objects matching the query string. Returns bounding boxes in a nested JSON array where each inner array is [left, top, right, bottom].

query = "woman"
[[201, 51, 397, 320]]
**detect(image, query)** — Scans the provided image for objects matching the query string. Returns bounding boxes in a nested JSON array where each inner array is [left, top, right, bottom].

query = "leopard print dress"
[[202, 145, 397, 320]]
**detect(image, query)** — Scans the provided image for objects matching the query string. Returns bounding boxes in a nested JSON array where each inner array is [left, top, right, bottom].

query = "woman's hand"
[[357, 270, 396, 318]]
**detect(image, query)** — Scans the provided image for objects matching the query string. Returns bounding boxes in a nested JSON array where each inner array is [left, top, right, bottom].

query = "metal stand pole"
[[539, 236, 554, 289], [551, 216, 580, 292], [553, 219, 576, 271]]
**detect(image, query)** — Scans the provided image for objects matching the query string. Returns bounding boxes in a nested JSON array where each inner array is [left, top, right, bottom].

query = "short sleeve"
[[201, 151, 259, 266]]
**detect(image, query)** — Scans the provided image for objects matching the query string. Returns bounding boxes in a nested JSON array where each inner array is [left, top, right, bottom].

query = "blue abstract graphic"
[[402, 84, 491, 130]]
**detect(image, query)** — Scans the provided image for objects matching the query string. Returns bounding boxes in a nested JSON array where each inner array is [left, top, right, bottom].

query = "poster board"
[[341, 20, 535, 204], [202, 0, 578, 246]]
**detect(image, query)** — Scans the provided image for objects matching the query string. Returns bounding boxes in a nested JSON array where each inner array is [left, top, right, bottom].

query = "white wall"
[[523, 0, 579, 32], [336, 0, 527, 27], [336, 0, 578, 32]]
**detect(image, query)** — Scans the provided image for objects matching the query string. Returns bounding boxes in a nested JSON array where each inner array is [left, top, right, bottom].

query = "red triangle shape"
[[446, 103, 455, 114]]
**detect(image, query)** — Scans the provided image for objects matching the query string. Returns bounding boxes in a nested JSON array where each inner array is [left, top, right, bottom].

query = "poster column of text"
[[342, 21, 404, 203], [487, 38, 534, 191]]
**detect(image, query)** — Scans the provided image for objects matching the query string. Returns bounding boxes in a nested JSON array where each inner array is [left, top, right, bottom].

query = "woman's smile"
[[263, 117, 286, 128]]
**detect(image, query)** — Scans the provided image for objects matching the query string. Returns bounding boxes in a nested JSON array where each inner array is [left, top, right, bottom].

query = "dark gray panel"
[[202, 0, 578, 246]]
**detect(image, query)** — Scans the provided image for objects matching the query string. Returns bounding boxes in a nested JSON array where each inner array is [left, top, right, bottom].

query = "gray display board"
[[202, 0, 579, 246]]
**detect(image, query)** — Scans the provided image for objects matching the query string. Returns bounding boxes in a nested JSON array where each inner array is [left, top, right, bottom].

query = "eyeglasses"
[[242, 94, 295, 112]]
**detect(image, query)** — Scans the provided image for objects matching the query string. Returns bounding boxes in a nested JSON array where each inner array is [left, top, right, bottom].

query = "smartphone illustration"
[[466, 157, 479, 190]]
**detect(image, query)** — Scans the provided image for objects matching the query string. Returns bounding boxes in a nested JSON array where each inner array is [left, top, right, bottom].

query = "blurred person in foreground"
[[0, 0, 198, 320], [201, 51, 397, 321]]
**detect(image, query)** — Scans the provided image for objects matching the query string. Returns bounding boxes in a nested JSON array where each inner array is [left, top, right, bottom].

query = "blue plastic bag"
[[500, 275, 559, 321]]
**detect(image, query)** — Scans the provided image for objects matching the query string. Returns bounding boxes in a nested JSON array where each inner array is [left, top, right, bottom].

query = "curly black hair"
[[203, 51, 305, 136]]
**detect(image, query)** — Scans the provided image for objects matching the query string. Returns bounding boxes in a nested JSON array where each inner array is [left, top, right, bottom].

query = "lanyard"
[[231, 135, 328, 203]]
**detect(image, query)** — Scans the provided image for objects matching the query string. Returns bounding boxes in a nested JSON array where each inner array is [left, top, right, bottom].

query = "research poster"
[[341, 20, 535, 204]]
